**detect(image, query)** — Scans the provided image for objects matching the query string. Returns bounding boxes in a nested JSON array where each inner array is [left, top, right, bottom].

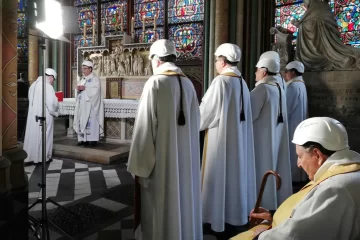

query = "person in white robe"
[[23, 68, 59, 164], [284, 61, 308, 182], [73, 60, 104, 146], [251, 56, 292, 210], [232, 117, 360, 240], [259, 51, 286, 93], [127, 39, 203, 240], [200, 43, 256, 232]]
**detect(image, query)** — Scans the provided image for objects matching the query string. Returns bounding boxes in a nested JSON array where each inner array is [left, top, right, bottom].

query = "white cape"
[[200, 67, 257, 232], [127, 62, 203, 240], [251, 76, 293, 210], [23, 77, 59, 163], [73, 73, 104, 141], [286, 76, 308, 182]]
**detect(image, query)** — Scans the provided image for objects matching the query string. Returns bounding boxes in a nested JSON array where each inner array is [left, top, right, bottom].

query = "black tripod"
[[27, 39, 79, 240]]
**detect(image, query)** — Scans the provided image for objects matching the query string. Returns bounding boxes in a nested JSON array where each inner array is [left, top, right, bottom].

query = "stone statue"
[[295, 0, 360, 70], [132, 54, 138, 76], [125, 55, 131, 75], [117, 61, 126, 76], [137, 55, 144, 76], [144, 61, 153, 76], [104, 56, 111, 76], [110, 54, 116, 76], [92, 56, 101, 76], [270, 27, 294, 70]]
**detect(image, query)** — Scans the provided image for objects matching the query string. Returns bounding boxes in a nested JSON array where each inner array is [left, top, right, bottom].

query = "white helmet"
[[286, 61, 305, 73], [292, 117, 349, 151], [256, 57, 280, 73], [82, 60, 94, 68], [45, 68, 57, 79], [148, 39, 177, 60], [214, 43, 241, 62], [259, 51, 280, 63]]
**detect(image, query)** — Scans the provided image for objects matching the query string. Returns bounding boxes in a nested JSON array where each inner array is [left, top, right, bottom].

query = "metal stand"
[[28, 38, 79, 240]]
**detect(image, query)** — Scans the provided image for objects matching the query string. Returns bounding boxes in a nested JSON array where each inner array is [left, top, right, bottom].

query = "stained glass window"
[[18, 0, 27, 12], [168, 0, 204, 24], [136, 27, 164, 43], [17, 13, 27, 38], [102, 1, 128, 33], [17, 39, 28, 63], [168, 23, 203, 60], [74, 0, 97, 7], [134, 0, 164, 28], [275, 0, 360, 47], [331, 0, 360, 45], [78, 5, 98, 31]]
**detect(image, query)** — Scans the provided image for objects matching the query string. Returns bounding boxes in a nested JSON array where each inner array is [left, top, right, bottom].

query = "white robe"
[[274, 74, 286, 93], [259, 149, 360, 240], [127, 62, 203, 240], [286, 76, 308, 182], [73, 73, 104, 142], [251, 76, 293, 210], [200, 67, 257, 232], [23, 77, 59, 163]]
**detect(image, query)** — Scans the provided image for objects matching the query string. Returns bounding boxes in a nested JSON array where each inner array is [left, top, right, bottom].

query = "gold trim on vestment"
[[201, 129, 209, 190], [230, 163, 360, 240]]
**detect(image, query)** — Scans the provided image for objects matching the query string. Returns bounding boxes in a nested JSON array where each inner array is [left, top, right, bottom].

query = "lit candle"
[[153, 14, 157, 31], [131, 17, 134, 33], [120, 4, 124, 32], [142, 15, 146, 32], [84, 22, 87, 39], [92, 20, 96, 37]]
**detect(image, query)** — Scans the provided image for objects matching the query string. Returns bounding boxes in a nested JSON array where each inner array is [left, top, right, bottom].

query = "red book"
[[55, 91, 64, 102]]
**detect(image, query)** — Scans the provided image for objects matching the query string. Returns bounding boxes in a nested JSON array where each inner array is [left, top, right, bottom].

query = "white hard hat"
[[286, 61, 305, 73], [148, 39, 177, 60], [82, 60, 94, 68], [45, 68, 57, 79], [214, 43, 241, 62], [256, 57, 280, 73], [292, 117, 349, 151], [259, 51, 280, 63]]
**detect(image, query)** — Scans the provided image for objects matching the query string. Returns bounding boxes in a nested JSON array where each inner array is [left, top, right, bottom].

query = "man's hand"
[[77, 85, 85, 91], [249, 207, 273, 226]]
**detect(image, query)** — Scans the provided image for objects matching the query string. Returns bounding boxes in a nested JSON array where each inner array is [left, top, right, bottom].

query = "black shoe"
[[77, 141, 84, 146], [90, 141, 97, 147]]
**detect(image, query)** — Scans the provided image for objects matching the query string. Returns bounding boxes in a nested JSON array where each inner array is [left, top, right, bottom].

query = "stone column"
[[236, 0, 245, 71], [208, 0, 216, 83], [28, 28, 39, 85], [214, 0, 229, 76], [2, 0, 27, 192]]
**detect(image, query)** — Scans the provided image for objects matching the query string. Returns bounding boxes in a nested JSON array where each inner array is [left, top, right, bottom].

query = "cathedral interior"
[[1, 0, 360, 239]]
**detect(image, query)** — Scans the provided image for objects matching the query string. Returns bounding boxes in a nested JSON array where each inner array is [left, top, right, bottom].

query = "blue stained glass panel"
[[134, 0, 164, 28], [78, 5, 98, 33], [17, 39, 28, 63], [135, 27, 164, 43], [168, 0, 204, 24], [17, 13, 27, 38], [74, 0, 97, 7], [168, 23, 203, 60], [102, 1, 128, 33], [73, 34, 96, 63], [275, 0, 303, 6], [17, 0, 27, 12]]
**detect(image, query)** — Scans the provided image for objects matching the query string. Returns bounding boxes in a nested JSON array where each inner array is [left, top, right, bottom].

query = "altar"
[[59, 98, 139, 143]]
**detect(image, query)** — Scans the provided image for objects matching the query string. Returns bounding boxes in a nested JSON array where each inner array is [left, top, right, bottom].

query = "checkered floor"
[[26, 158, 219, 240], [26, 158, 133, 211]]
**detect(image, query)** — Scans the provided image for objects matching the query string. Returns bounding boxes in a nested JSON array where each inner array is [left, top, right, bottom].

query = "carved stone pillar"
[[1, 0, 27, 193], [28, 28, 39, 85]]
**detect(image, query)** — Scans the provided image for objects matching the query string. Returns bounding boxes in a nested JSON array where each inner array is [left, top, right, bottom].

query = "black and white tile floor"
[[26, 158, 218, 240]]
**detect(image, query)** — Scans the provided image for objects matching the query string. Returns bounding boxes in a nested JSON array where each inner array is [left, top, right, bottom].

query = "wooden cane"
[[250, 170, 282, 228]]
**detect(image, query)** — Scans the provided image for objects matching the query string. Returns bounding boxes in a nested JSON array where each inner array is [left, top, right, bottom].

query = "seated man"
[[231, 117, 360, 240]]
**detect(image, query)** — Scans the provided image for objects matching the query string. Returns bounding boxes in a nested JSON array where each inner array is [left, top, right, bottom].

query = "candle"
[[131, 17, 134, 33], [142, 15, 146, 32], [92, 20, 96, 37], [102, 21, 105, 36], [84, 22, 87, 38], [153, 14, 157, 31], [120, 4, 124, 32]]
